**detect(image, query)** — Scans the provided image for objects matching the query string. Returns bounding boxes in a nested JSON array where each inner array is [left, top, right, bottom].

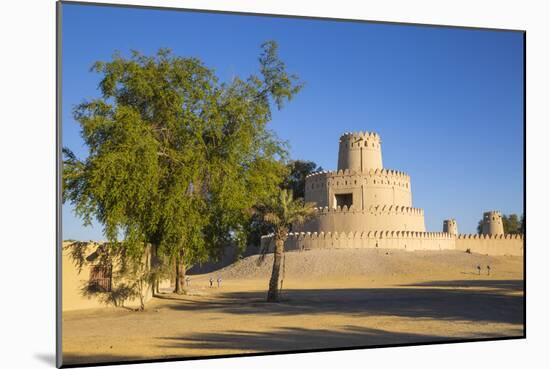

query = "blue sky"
[[61, 3, 524, 240]]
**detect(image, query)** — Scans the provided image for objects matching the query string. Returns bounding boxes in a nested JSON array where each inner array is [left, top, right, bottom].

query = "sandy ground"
[[62, 249, 524, 365]]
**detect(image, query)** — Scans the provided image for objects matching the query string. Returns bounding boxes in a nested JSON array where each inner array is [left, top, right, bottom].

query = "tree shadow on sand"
[[158, 279, 524, 325], [157, 324, 521, 355]]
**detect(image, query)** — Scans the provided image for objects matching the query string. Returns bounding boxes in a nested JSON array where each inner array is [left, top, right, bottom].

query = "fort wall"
[[456, 234, 524, 256], [305, 168, 412, 209], [62, 242, 171, 311], [298, 205, 426, 233], [262, 231, 456, 252], [263, 131, 524, 258], [261, 232, 524, 257]]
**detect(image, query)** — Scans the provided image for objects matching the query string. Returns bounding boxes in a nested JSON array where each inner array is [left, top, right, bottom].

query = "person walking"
[[217, 275, 222, 288], [209, 276, 213, 288], [477, 265, 481, 275], [185, 276, 190, 287], [487, 265, 491, 276]]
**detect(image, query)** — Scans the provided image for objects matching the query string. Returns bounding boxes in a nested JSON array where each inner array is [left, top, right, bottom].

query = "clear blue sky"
[[61, 3, 524, 240]]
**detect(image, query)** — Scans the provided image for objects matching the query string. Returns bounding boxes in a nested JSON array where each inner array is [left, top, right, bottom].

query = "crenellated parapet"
[[261, 229, 456, 252], [306, 168, 410, 180], [262, 130, 523, 257], [305, 167, 413, 209], [455, 233, 524, 256], [310, 205, 423, 216], [457, 233, 523, 240]]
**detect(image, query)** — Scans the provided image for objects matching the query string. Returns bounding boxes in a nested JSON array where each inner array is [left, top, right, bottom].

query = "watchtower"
[[337, 131, 383, 172], [443, 219, 458, 236], [481, 211, 504, 235]]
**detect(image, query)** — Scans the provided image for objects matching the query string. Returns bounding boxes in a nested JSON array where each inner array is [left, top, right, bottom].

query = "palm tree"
[[260, 189, 316, 302]]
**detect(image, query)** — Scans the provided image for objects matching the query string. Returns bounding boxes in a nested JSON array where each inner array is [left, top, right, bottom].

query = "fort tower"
[[261, 131, 523, 256], [481, 211, 504, 235], [443, 219, 458, 236], [337, 132, 383, 172]]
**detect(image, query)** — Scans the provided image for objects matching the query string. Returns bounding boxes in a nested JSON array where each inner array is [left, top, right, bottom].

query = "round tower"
[[443, 219, 458, 236], [337, 131, 383, 172], [482, 211, 504, 235]]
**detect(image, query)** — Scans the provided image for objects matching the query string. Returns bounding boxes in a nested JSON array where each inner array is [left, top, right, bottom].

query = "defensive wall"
[[261, 232, 524, 256], [262, 231, 455, 252], [305, 168, 412, 209], [298, 205, 426, 233], [267, 130, 525, 256], [455, 234, 524, 256]]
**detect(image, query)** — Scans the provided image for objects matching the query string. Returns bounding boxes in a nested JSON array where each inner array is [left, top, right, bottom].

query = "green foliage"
[[258, 189, 317, 238], [66, 241, 152, 310], [282, 160, 322, 199], [246, 159, 320, 249], [503, 214, 522, 234], [63, 41, 303, 292]]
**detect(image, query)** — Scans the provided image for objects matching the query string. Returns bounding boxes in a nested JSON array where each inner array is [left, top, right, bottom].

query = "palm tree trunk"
[[267, 238, 284, 302]]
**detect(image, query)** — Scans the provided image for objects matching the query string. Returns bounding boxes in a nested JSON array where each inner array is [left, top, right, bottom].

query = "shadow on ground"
[[157, 279, 524, 325], [64, 279, 524, 365], [158, 325, 452, 354]]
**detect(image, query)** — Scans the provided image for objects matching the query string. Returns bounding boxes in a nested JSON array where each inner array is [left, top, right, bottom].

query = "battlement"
[[262, 230, 455, 242], [339, 131, 381, 144], [306, 168, 410, 180], [457, 233, 523, 240], [484, 210, 502, 217], [311, 205, 423, 216], [261, 229, 456, 252]]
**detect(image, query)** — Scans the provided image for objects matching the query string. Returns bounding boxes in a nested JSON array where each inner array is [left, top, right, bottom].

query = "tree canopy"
[[282, 160, 323, 199], [63, 41, 303, 279]]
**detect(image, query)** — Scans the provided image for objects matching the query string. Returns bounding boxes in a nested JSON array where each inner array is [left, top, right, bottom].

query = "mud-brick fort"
[[262, 131, 523, 256]]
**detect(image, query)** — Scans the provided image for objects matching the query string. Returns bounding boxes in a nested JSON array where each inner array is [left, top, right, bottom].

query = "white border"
[[1, 1, 548, 368]]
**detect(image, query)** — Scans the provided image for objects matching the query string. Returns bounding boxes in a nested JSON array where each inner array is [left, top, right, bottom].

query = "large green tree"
[[63, 41, 302, 296]]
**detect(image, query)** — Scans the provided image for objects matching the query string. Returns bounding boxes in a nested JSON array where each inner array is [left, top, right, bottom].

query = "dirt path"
[[62, 251, 524, 365]]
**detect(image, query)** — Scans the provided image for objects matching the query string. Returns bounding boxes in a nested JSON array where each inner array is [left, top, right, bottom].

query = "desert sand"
[[62, 249, 524, 365]]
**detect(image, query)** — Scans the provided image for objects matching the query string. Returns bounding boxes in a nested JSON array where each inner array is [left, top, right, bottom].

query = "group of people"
[[476, 265, 491, 275], [183, 275, 223, 288]]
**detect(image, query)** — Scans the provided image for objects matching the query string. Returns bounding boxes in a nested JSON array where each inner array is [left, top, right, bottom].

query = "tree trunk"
[[267, 238, 284, 302], [150, 243, 159, 296], [174, 256, 186, 294]]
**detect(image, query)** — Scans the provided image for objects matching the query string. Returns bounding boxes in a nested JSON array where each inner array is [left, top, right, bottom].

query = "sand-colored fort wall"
[[305, 168, 412, 209], [299, 205, 426, 233], [262, 231, 456, 252], [262, 232, 524, 257], [62, 242, 158, 311], [456, 234, 524, 256]]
